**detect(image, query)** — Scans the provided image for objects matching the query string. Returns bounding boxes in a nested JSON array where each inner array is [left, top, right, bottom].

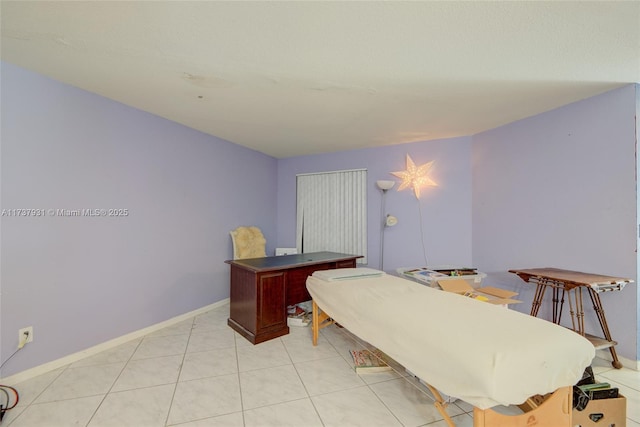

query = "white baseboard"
[[1, 299, 230, 385], [595, 349, 640, 371]]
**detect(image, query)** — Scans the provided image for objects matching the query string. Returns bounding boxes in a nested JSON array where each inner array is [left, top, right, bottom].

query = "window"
[[296, 169, 367, 263]]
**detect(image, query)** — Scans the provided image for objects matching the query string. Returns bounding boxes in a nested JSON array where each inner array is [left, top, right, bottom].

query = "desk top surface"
[[225, 251, 362, 272], [509, 267, 633, 287]]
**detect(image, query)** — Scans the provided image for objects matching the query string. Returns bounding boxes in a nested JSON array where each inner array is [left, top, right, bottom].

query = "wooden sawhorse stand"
[[509, 267, 632, 369]]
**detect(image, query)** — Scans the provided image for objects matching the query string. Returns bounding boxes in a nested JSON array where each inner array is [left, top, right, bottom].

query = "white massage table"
[[306, 269, 595, 426]]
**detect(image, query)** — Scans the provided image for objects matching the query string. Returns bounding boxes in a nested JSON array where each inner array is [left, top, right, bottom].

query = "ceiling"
[[2, 1, 639, 159]]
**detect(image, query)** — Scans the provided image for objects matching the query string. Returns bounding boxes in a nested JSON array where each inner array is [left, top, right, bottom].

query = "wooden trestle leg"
[[530, 282, 547, 317], [311, 300, 457, 424], [587, 288, 623, 369], [423, 383, 455, 427], [311, 300, 334, 346]]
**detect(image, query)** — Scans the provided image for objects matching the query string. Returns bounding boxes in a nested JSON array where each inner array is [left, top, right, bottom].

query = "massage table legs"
[[424, 384, 456, 427], [311, 299, 456, 425], [311, 299, 573, 427], [420, 385, 572, 427], [311, 299, 335, 346], [473, 386, 573, 427]]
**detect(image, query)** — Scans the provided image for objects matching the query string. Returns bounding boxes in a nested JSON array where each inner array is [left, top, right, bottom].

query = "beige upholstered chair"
[[230, 226, 266, 260]]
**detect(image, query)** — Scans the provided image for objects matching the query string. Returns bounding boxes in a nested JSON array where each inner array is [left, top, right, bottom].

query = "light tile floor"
[[2, 303, 639, 426]]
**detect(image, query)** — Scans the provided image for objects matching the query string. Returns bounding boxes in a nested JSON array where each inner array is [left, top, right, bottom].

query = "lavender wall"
[[276, 137, 473, 273], [471, 84, 638, 361], [636, 86, 640, 360], [0, 62, 278, 377], [2, 61, 637, 380], [277, 85, 638, 363]]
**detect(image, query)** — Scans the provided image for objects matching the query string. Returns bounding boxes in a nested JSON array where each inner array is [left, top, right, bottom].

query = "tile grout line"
[[233, 325, 247, 427], [5, 364, 71, 426], [83, 338, 145, 426], [282, 334, 327, 426], [162, 316, 197, 427]]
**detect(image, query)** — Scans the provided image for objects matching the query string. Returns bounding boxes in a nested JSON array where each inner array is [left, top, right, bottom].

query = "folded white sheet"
[[311, 267, 383, 281], [307, 272, 594, 409]]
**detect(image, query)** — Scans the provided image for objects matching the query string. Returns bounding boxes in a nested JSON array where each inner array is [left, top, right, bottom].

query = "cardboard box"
[[572, 394, 626, 427], [474, 386, 573, 427], [398, 267, 486, 288], [437, 279, 521, 306]]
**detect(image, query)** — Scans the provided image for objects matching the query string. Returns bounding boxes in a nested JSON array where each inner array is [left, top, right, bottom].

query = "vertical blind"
[[296, 169, 367, 264]]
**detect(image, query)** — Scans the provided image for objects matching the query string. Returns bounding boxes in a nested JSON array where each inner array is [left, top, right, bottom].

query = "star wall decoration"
[[391, 154, 437, 199]]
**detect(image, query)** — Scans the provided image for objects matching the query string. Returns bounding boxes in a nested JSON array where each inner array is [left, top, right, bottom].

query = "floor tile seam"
[[3, 367, 81, 427], [146, 332, 193, 339], [306, 383, 373, 399], [420, 412, 472, 426], [29, 363, 127, 405], [67, 359, 131, 369], [193, 323, 233, 333], [289, 355, 350, 366], [233, 332, 247, 427], [6, 394, 104, 427], [281, 338, 329, 348], [376, 374, 443, 409], [131, 351, 188, 362], [189, 330, 232, 337], [288, 349, 318, 403], [237, 361, 295, 374], [28, 391, 109, 405], [64, 360, 129, 373], [164, 410, 243, 427], [242, 395, 313, 413], [366, 382, 412, 427], [190, 327, 232, 333], [162, 316, 196, 427], [353, 355, 410, 384], [302, 388, 329, 426], [321, 327, 374, 355], [319, 329, 357, 360], [292, 354, 351, 367], [123, 353, 186, 366], [138, 333, 191, 345], [177, 369, 240, 384], [13, 363, 71, 414], [110, 380, 182, 394], [191, 329, 231, 341], [596, 372, 640, 392], [1, 406, 24, 427], [319, 327, 449, 408], [363, 375, 416, 390], [452, 400, 474, 415], [182, 349, 239, 361], [84, 334, 146, 427], [185, 344, 237, 354]]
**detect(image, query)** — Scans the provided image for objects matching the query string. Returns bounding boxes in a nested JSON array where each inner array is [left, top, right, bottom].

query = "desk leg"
[[587, 288, 622, 369], [312, 300, 319, 346], [530, 283, 547, 317]]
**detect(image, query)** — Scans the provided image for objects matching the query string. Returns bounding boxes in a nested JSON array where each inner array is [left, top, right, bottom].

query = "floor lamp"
[[377, 180, 397, 271]]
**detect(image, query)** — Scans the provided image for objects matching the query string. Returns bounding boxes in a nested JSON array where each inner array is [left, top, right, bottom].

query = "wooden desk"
[[509, 267, 633, 368], [225, 251, 361, 344]]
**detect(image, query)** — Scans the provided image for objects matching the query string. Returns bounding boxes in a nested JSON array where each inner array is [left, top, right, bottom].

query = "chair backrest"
[[230, 226, 266, 260]]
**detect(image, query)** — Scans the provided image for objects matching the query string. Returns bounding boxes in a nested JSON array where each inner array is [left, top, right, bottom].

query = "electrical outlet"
[[18, 326, 33, 348]]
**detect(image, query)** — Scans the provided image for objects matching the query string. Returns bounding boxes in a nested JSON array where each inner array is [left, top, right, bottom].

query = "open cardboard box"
[[437, 278, 522, 306], [572, 394, 626, 427], [398, 267, 486, 288]]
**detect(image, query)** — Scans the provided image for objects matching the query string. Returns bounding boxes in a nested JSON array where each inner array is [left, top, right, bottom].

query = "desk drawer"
[[287, 265, 330, 306]]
